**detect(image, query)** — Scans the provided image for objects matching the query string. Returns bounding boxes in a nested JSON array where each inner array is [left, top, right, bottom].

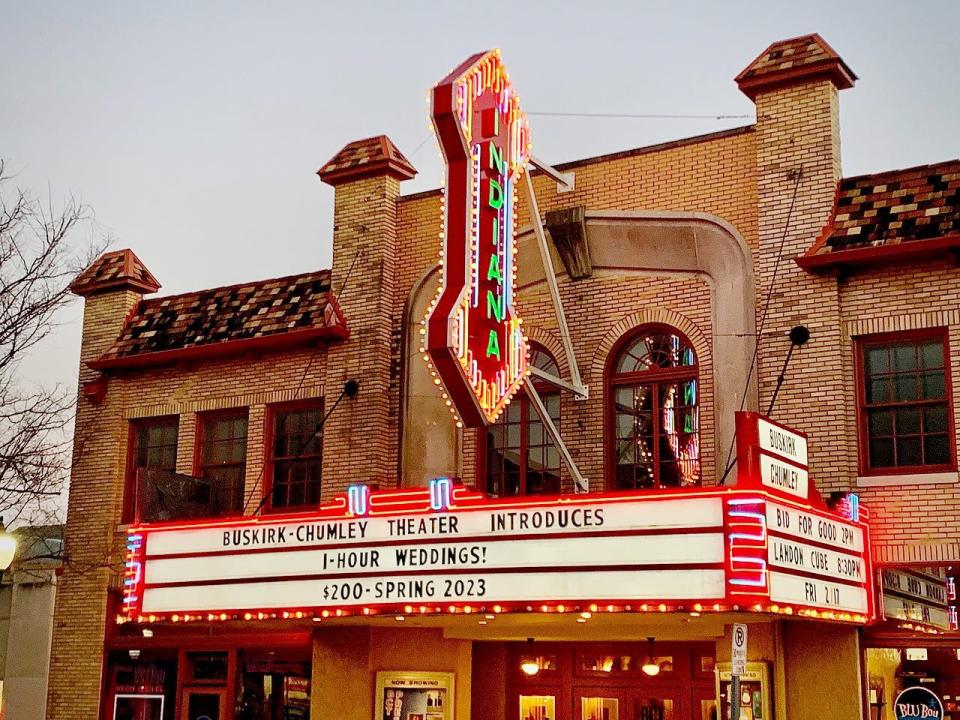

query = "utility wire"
[[718, 168, 803, 486], [528, 111, 754, 120], [239, 248, 363, 513], [248, 380, 359, 517]]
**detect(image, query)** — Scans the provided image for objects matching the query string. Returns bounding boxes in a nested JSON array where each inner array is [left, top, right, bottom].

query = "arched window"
[[608, 326, 701, 489], [485, 347, 561, 497]]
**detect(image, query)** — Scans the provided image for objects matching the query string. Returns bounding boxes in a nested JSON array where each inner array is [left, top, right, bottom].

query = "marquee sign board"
[[880, 566, 950, 630], [122, 484, 873, 625], [735, 412, 811, 502], [425, 50, 531, 427]]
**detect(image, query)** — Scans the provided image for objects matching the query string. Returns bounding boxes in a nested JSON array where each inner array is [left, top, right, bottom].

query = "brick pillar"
[[737, 35, 857, 494], [317, 136, 416, 494], [47, 251, 158, 720]]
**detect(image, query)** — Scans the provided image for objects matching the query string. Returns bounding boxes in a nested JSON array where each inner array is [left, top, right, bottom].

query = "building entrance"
[[493, 642, 718, 720]]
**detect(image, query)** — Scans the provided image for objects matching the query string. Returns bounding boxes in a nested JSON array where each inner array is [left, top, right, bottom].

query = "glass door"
[[578, 688, 625, 720], [181, 688, 227, 720], [691, 687, 717, 720], [627, 689, 680, 720]]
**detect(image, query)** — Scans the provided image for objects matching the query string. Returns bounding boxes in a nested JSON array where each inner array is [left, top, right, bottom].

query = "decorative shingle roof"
[[736, 33, 856, 100], [798, 160, 960, 273], [317, 135, 417, 186], [70, 249, 160, 296], [90, 269, 348, 370]]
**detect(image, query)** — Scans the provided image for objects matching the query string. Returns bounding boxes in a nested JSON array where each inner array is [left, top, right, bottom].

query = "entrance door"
[[628, 688, 681, 720], [181, 688, 227, 720], [690, 687, 717, 720], [578, 688, 626, 720]]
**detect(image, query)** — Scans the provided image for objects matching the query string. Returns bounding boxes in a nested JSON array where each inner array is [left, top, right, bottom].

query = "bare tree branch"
[[0, 159, 109, 525]]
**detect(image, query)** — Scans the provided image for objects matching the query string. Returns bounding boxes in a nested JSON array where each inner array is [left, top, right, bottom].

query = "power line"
[[527, 111, 754, 120]]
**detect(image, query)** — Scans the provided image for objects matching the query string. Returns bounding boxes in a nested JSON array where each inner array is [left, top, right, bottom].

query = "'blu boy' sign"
[[895, 687, 943, 720]]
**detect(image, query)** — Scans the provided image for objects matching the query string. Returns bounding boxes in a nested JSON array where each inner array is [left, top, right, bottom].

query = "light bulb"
[[642, 661, 661, 677], [520, 660, 540, 676]]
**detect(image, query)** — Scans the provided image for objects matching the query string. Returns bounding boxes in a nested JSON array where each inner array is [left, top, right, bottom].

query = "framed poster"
[[376, 671, 454, 720], [715, 662, 771, 720]]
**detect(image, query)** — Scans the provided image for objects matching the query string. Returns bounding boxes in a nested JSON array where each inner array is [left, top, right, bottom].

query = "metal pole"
[[522, 170, 587, 398], [525, 380, 589, 493]]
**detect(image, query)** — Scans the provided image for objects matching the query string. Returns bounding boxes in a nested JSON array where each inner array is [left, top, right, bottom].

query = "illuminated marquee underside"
[[122, 484, 874, 626], [425, 49, 531, 427]]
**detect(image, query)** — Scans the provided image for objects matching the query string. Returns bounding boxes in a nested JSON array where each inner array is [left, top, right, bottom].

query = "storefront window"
[[608, 327, 701, 489], [520, 695, 556, 720], [485, 348, 561, 497], [105, 651, 177, 720], [236, 650, 311, 720]]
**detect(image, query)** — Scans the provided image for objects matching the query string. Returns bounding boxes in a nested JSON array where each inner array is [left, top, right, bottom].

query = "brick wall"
[[839, 259, 960, 562], [751, 80, 854, 497]]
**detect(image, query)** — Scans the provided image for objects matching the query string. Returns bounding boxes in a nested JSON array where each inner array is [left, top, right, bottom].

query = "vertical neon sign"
[[425, 50, 531, 427]]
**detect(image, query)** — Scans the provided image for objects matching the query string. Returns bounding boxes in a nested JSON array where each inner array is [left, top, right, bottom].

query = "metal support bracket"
[[529, 366, 588, 399], [530, 155, 575, 192], [522, 169, 588, 400], [525, 379, 589, 493]]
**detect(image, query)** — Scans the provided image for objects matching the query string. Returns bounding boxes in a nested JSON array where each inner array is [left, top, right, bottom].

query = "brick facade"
[[46, 34, 960, 719]]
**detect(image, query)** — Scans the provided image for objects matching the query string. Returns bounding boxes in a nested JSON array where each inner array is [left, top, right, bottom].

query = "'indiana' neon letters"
[[425, 50, 531, 426]]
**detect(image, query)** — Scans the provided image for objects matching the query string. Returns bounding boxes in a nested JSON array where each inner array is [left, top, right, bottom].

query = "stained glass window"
[[609, 328, 701, 488]]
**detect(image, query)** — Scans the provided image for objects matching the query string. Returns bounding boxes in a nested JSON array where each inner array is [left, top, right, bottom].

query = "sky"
[[2, 0, 958, 516]]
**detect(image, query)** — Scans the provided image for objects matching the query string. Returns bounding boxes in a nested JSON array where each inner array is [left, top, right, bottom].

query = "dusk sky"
[[2, 1, 958, 512]]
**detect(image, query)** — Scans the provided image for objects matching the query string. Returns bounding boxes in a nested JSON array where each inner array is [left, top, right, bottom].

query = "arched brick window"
[[483, 347, 561, 497], [607, 326, 701, 489]]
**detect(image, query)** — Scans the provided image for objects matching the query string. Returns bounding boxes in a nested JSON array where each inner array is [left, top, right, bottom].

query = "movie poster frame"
[[715, 662, 772, 720], [375, 671, 455, 720]]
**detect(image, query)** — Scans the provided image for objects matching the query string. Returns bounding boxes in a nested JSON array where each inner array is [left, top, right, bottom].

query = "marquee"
[[122, 445, 874, 626]]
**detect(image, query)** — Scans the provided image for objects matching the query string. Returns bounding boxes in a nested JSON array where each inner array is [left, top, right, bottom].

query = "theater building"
[[46, 34, 960, 720]]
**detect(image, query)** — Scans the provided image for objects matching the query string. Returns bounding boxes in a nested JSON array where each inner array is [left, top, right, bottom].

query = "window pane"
[[868, 378, 891, 404], [893, 375, 919, 402], [868, 410, 893, 436], [615, 332, 696, 374], [924, 406, 948, 433], [924, 435, 950, 465], [896, 408, 921, 435], [896, 436, 923, 466], [893, 344, 918, 372], [866, 346, 889, 374], [922, 371, 945, 399], [920, 342, 945, 369], [529, 421, 544, 446], [869, 438, 895, 468]]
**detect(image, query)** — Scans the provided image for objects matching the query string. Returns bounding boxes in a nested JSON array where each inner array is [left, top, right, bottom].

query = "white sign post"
[[731, 623, 748, 720]]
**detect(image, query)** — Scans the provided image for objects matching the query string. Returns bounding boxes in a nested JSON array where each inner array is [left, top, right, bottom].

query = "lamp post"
[[0, 518, 17, 573]]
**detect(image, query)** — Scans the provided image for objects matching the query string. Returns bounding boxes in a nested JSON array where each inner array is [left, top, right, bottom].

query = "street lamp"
[[0, 518, 17, 572]]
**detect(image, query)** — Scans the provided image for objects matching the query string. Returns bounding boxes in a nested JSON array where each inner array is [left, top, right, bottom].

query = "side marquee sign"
[[425, 49, 531, 427]]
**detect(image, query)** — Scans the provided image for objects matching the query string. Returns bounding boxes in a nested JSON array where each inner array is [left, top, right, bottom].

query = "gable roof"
[[90, 269, 348, 371], [317, 135, 417, 186], [70, 249, 160, 296], [798, 159, 960, 273], [736, 33, 856, 99]]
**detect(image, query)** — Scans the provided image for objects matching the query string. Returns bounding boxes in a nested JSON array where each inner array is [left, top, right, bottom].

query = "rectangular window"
[[126, 417, 179, 521], [268, 403, 323, 509], [857, 330, 955, 474], [197, 411, 248, 516]]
